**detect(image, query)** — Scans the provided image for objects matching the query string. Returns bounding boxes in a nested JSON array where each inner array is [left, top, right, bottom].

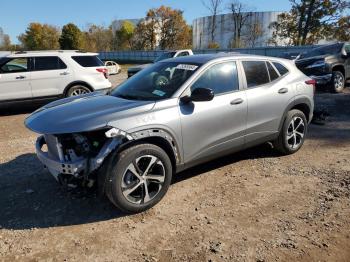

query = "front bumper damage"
[[35, 128, 131, 185], [36, 136, 85, 178]]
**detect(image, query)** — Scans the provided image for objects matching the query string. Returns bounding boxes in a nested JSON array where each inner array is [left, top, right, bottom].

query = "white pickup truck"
[[127, 49, 193, 78]]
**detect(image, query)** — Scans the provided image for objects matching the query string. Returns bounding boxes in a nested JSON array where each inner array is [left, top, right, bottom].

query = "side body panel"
[[30, 59, 74, 97], [244, 77, 296, 143], [0, 71, 32, 101], [179, 92, 247, 165], [240, 60, 297, 145]]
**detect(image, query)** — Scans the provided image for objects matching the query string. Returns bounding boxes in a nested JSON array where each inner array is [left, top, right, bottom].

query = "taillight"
[[96, 68, 108, 79], [305, 79, 316, 93]]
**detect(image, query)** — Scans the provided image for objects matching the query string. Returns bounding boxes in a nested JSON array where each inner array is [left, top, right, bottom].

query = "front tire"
[[331, 71, 345, 93], [105, 143, 173, 213], [273, 109, 307, 155]]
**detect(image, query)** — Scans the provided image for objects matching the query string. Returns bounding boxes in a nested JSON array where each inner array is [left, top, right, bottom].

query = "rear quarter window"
[[71, 56, 104, 67], [267, 62, 279, 81], [273, 62, 289, 76]]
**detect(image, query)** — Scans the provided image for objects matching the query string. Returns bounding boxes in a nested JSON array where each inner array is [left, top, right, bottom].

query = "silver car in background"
[[25, 54, 314, 213]]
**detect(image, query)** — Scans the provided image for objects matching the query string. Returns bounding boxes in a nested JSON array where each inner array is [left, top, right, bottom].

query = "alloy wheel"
[[70, 86, 91, 96], [286, 116, 305, 149], [333, 72, 344, 91], [121, 155, 166, 204]]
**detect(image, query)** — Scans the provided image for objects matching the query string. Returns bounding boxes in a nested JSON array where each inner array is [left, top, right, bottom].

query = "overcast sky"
[[0, 0, 292, 43]]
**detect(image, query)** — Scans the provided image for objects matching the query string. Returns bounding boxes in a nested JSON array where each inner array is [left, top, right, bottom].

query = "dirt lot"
[[0, 71, 349, 262]]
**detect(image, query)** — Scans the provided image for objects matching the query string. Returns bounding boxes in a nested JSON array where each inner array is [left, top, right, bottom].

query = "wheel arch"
[[114, 128, 181, 171], [63, 81, 94, 97], [332, 64, 345, 77], [278, 98, 312, 132], [119, 137, 177, 171]]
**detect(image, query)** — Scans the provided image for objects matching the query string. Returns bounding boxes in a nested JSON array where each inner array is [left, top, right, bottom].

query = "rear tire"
[[66, 85, 91, 97], [105, 143, 173, 213], [331, 71, 345, 93], [273, 109, 307, 155]]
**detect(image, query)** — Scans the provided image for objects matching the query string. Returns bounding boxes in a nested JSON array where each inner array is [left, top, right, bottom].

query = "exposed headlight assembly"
[[306, 60, 326, 69]]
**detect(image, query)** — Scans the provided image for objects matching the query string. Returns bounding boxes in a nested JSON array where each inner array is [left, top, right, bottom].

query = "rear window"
[[34, 56, 67, 71], [242, 61, 270, 88], [71, 56, 104, 67], [273, 62, 289, 76]]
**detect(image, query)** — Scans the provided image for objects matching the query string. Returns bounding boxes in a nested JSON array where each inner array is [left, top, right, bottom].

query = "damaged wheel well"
[[117, 137, 178, 171]]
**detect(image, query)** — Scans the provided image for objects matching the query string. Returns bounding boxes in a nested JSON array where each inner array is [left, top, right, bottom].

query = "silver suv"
[[0, 51, 111, 106], [25, 54, 314, 213]]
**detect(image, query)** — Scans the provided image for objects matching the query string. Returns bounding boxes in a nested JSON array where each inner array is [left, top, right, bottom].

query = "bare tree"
[[202, 0, 223, 45], [245, 19, 265, 47], [227, 0, 252, 48]]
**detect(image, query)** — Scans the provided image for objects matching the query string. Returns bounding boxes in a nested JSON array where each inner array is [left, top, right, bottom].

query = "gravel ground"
[[0, 70, 349, 261]]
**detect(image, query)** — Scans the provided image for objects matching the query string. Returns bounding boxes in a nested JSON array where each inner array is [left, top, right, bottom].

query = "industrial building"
[[192, 11, 283, 49]]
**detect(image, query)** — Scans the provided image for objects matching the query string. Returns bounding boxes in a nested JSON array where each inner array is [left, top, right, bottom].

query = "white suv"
[[0, 50, 112, 105]]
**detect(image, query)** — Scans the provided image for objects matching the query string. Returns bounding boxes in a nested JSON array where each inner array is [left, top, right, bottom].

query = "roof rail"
[[9, 50, 92, 55]]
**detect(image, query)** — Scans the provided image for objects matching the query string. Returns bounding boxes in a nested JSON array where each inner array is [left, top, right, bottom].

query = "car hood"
[[296, 54, 327, 62], [295, 55, 328, 70], [25, 92, 155, 134]]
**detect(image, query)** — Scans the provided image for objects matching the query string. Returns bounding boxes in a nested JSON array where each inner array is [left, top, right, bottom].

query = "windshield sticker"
[[176, 64, 198, 71], [152, 90, 166, 97]]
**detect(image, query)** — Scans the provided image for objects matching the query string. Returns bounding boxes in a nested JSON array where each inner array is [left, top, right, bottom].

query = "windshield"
[[111, 61, 201, 101], [154, 52, 176, 62], [300, 43, 343, 59]]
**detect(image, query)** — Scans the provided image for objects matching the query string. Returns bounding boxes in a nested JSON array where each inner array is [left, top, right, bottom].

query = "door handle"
[[278, 88, 288, 94], [16, 75, 26, 79], [230, 98, 244, 105], [60, 72, 70, 76]]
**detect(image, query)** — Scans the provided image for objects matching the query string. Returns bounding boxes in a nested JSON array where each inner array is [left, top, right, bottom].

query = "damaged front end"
[[35, 128, 132, 188]]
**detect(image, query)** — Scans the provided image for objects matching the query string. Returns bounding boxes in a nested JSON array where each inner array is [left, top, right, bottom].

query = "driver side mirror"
[[181, 87, 214, 103]]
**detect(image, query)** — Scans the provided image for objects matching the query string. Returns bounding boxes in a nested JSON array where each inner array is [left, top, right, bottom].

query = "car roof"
[[161, 53, 291, 64], [7, 50, 99, 58]]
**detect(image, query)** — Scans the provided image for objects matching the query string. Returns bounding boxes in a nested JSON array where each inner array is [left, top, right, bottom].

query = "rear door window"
[[272, 62, 289, 76], [0, 58, 28, 73], [33, 56, 67, 71], [242, 61, 270, 88], [71, 56, 104, 67]]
